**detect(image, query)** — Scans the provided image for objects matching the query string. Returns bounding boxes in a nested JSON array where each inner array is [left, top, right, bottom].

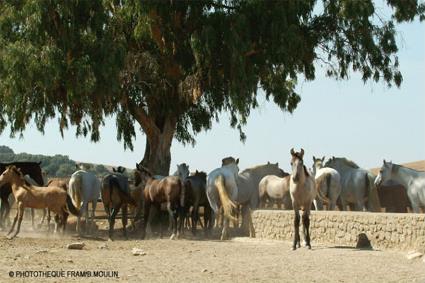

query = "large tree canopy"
[[0, 0, 423, 174]]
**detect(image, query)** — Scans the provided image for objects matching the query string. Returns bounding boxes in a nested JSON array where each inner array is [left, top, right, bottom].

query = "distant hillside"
[[0, 145, 132, 178], [370, 160, 425, 175]]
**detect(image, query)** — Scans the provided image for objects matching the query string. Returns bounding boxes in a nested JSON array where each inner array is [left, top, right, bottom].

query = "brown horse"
[[0, 162, 44, 229], [135, 163, 185, 240], [0, 166, 79, 239], [101, 167, 138, 240], [184, 170, 213, 236]]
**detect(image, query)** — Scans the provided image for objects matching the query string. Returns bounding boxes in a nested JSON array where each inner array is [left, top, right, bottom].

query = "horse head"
[[221, 156, 239, 166], [134, 163, 153, 187], [374, 159, 394, 187], [290, 148, 306, 182], [0, 165, 24, 187], [175, 163, 190, 180]]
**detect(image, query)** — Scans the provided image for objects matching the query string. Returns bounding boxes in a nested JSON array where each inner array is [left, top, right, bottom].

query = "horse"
[[259, 171, 290, 209], [208, 158, 284, 239], [325, 157, 381, 212], [311, 156, 342, 210], [0, 162, 44, 229], [375, 160, 425, 213], [68, 169, 101, 235], [135, 163, 185, 240], [289, 148, 316, 250], [184, 170, 213, 236], [0, 166, 79, 239], [206, 158, 240, 240], [101, 166, 138, 240]]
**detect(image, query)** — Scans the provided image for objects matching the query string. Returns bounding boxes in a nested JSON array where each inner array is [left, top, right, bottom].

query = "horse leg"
[[39, 208, 46, 227], [167, 202, 177, 240], [62, 210, 69, 234], [292, 209, 301, 250], [121, 204, 128, 239], [3, 199, 11, 227], [141, 200, 150, 240], [91, 200, 97, 235], [203, 205, 212, 237], [192, 203, 199, 236], [302, 210, 311, 249], [54, 214, 60, 233], [108, 206, 120, 241], [7, 205, 19, 236], [31, 208, 35, 230], [8, 202, 24, 239], [46, 209, 51, 233], [221, 216, 230, 240]]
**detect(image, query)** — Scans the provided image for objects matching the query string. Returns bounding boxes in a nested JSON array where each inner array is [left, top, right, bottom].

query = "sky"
[[1, 14, 424, 174]]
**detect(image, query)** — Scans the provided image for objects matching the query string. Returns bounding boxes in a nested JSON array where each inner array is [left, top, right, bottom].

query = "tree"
[[0, 1, 423, 175]]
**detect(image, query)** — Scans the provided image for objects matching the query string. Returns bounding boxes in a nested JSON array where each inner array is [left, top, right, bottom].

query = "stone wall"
[[252, 210, 425, 251]]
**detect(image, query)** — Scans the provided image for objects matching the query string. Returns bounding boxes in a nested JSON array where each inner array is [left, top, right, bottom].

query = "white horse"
[[259, 172, 290, 209], [375, 160, 425, 213], [289, 148, 316, 250], [68, 170, 101, 235], [325, 157, 380, 212], [206, 157, 239, 240], [312, 156, 341, 210]]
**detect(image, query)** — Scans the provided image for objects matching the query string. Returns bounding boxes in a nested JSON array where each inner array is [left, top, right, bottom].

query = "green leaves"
[[0, 0, 423, 149]]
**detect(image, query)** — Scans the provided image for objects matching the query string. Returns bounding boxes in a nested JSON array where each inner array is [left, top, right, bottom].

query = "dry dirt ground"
[[0, 220, 424, 283]]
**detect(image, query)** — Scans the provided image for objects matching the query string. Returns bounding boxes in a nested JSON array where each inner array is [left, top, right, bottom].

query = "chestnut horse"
[[0, 166, 79, 239], [135, 163, 185, 240], [0, 162, 44, 229]]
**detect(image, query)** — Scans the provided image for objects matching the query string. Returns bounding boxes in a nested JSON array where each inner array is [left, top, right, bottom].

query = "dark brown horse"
[[184, 170, 213, 236], [101, 167, 138, 240], [135, 163, 185, 240], [0, 162, 44, 229]]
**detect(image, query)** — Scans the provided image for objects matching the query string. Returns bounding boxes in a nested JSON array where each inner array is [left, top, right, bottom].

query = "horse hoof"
[[306, 245, 311, 250], [170, 234, 176, 240], [108, 238, 113, 242], [292, 246, 297, 251]]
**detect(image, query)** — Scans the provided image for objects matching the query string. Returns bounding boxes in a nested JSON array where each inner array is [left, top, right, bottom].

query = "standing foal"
[[289, 148, 316, 250]]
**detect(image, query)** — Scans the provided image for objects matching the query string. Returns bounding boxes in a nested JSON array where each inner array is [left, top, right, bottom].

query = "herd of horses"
[[0, 148, 424, 250]]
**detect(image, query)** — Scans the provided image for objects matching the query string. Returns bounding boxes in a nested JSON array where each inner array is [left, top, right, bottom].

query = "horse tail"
[[315, 174, 331, 205], [215, 175, 237, 222], [366, 173, 381, 212], [179, 179, 186, 208], [65, 195, 80, 216], [70, 173, 83, 209], [110, 177, 137, 207]]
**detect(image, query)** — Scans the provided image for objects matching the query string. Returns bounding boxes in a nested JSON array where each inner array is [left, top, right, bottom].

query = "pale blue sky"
[[1, 17, 424, 174]]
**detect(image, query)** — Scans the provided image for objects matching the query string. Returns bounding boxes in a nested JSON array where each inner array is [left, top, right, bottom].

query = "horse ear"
[[312, 156, 316, 162], [383, 159, 386, 165], [113, 167, 117, 172], [290, 148, 295, 155], [236, 158, 239, 165], [300, 148, 304, 158], [322, 156, 325, 162], [196, 170, 199, 174], [276, 162, 279, 167], [267, 161, 270, 164]]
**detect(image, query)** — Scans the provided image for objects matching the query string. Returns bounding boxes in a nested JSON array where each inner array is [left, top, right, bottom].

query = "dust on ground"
[[0, 222, 424, 283]]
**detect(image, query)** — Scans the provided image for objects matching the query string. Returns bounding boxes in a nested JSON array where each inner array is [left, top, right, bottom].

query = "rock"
[[132, 248, 146, 256], [35, 249, 48, 254], [67, 242, 85, 250], [98, 243, 108, 249], [67, 259, 73, 263], [201, 269, 208, 273], [406, 252, 423, 260], [356, 233, 372, 249]]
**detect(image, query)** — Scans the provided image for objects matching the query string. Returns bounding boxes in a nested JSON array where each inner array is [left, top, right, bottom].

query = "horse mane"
[[333, 157, 360, 169], [393, 163, 424, 173], [241, 163, 277, 174], [303, 165, 310, 177]]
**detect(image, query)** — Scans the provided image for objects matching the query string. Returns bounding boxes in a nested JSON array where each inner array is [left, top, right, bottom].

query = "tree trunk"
[[139, 118, 176, 176]]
